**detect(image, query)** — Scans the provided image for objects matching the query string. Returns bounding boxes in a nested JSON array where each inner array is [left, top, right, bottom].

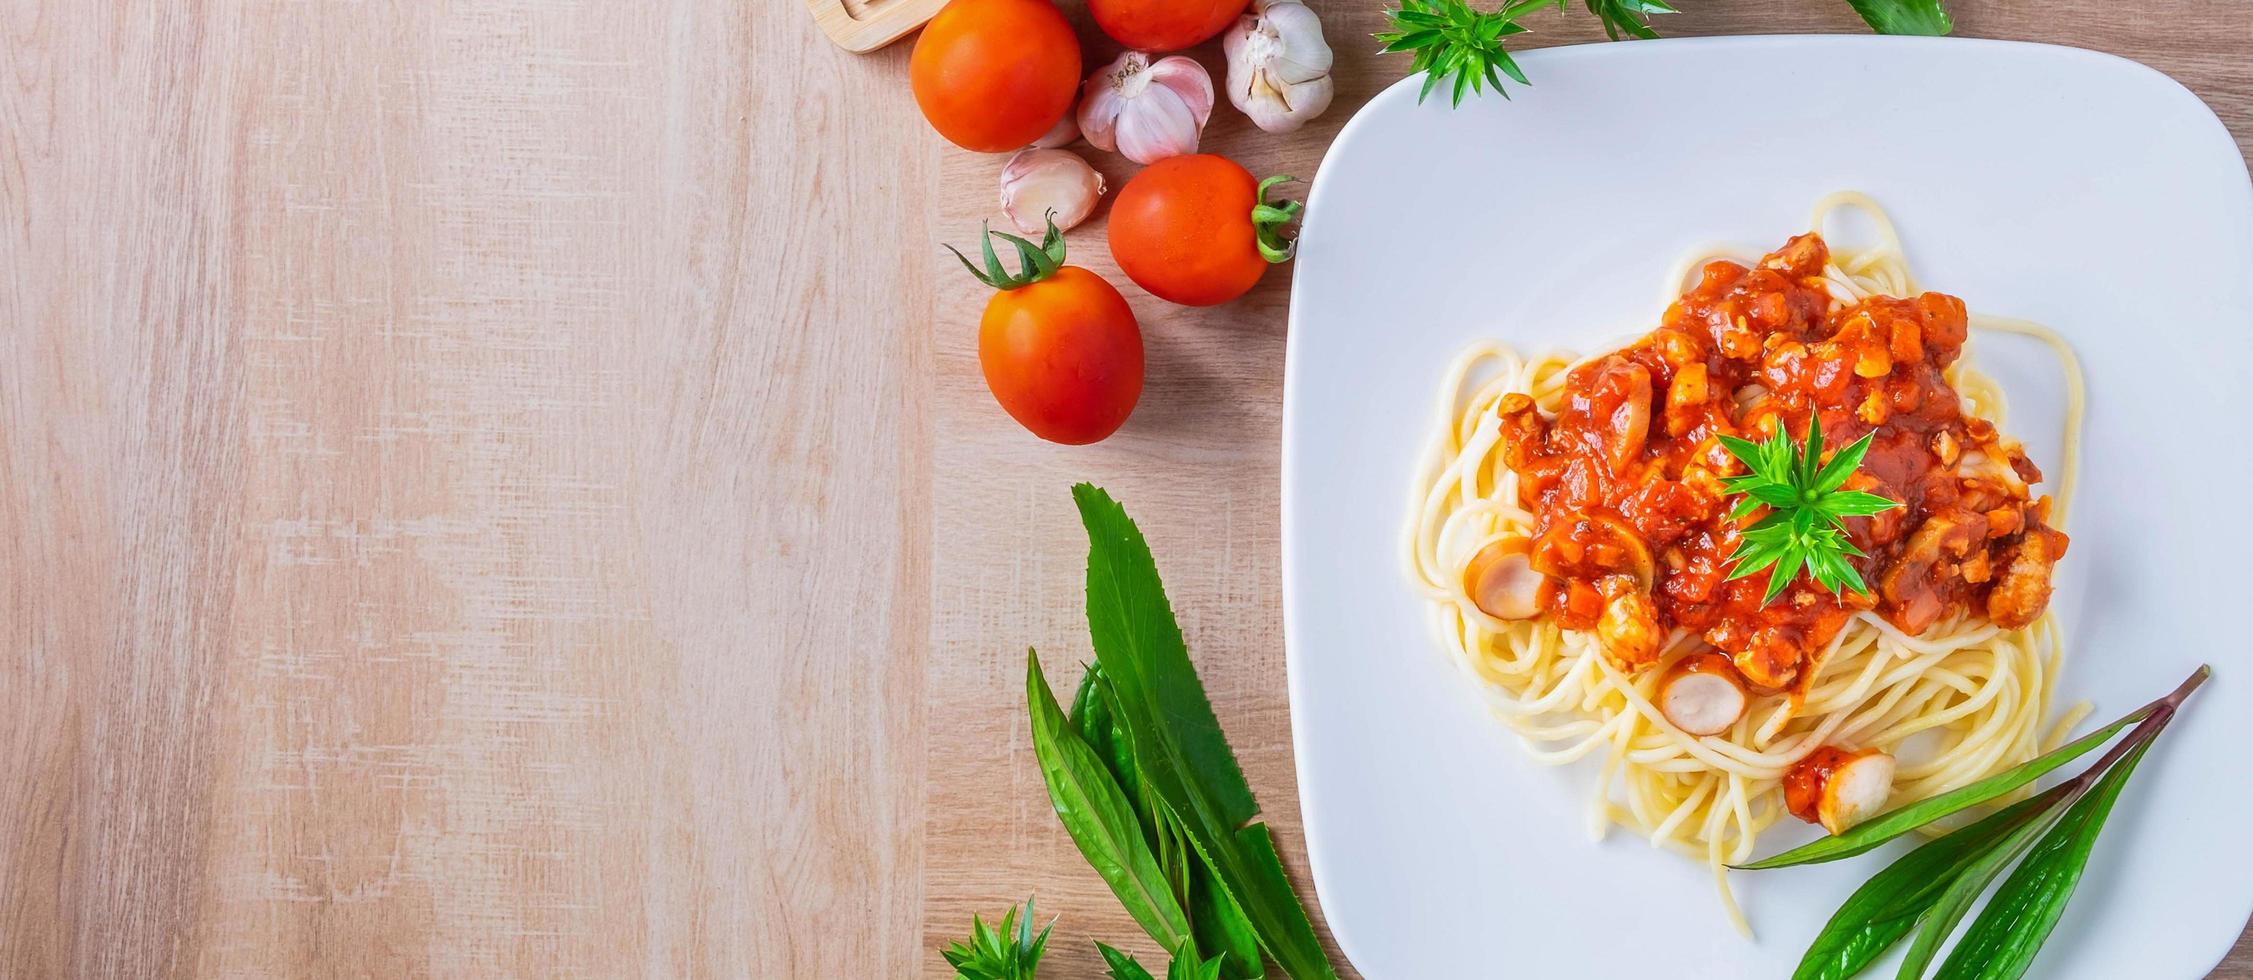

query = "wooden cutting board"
[[806, 0, 945, 51]]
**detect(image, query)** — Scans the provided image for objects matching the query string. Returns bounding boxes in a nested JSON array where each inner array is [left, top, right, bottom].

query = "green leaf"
[[1098, 943, 1159, 980], [943, 898, 1052, 980], [1167, 939, 1228, 980], [1189, 858, 1267, 979], [1715, 415, 1895, 606], [1736, 701, 2153, 869], [1790, 787, 2066, 980], [1814, 431, 1879, 493], [1895, 798, 2071, 979], [1378, 0, 1611, 108], [1719, 434, 1776, 479], [1845, 0, 1952, 35], [1801, 414, 1827, 487], [1816, 490, 1901, 519], [1763, 549, 1799, 603], [1934, 736, 2160, 979], [1071, 666, 1151, 849], [1152, 794, 1267, 979], [1072, 485, 1339, 980], [1723, 538, 1789, 581], [1745, 482, 1805, 510], [1027, 650, 1196, 954]]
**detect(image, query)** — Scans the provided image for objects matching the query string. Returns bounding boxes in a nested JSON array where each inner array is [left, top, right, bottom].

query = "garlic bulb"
[[1222, 0, 1333, 134], [1077, 51, 1213, 165], [999, 148, 1104, 234]]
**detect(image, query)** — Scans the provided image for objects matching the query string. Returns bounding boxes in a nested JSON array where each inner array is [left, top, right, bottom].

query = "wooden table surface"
[[1, 2, 2246, 977]]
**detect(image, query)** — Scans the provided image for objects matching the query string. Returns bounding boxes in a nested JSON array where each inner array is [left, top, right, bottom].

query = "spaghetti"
[[1402, 194, 2086, 935]]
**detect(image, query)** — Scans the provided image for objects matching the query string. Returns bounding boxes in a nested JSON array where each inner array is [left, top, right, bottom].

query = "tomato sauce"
[[1496, 233, 2068, 690]]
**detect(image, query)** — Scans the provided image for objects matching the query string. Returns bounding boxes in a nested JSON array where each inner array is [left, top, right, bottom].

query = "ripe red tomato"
[[1089, 0, 1247, 51], [1108, 154, 1298, 307], [979, 266, 1144, 444], [910, 0, 1081, 153]]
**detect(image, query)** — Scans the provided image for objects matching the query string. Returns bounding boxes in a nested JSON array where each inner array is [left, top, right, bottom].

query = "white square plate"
[[1282, 36, 2253, 979]]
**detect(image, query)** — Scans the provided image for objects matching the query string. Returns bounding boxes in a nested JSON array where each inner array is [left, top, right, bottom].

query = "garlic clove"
[[999, 148, 1104, 235], [1078, 51, 1213, 165], [1030, 105, 1080, 148], [1222, 0, 1334, 134]]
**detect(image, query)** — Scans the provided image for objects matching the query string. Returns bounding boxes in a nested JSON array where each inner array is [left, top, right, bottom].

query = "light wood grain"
[[0, 1, 2244, 978], [807, 0, 952, 53], [1, 1, 927, 977]]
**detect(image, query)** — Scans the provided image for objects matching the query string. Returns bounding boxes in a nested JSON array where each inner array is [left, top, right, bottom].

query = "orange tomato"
[[1088, 0, 1247, 51], [910, 0, 1081, 153], [980, 266, 1144, 444], [1108, 154, 1297, 307]]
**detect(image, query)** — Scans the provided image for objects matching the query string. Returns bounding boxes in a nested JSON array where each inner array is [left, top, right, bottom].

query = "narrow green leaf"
[[1814, 431, 1879, 493], [1099, 943, 1160, 980], [1763, 550, 1799, 603], [1934, 733, 2158, 979], [1818, 490, 1901, 519], [1736, 703, 2153, 869], [944, 898, 1051, 980], [1791, 787, 2067, 980], [1073, 485, 1339, 980], [1746, 482, 1805, 509], [1156, 793, 1267, 979], [1190, 858, 1267, 979], [1724, 540, 1788, 581], [1719, 434, 1772, 478], [1801, 414, 1827, 487], [1027, 649, 1195, 954], [1845, 0, 1952, 35], [1895, 799, 2071, 979], [1072, 666, 1151, 851], [1766, 428, 1796, 482], [1167, 939, 1228, 980]]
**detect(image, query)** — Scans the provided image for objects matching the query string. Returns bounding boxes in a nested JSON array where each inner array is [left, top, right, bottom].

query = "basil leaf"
[[1027, 650, 1195, 953], [1098, 943, 1159, 980], [1791, 787, 2063, 980], [1735, 702, 2152, 869], [1845, 0, 1952, 36], [1934, 737, 2156, 980], [1072, 485, 1339, 980]]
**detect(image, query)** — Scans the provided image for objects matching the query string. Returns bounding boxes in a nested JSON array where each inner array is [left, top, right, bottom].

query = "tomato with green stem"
[[1107, 154, 1303, 307], [950, 216, 1145, 445]]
